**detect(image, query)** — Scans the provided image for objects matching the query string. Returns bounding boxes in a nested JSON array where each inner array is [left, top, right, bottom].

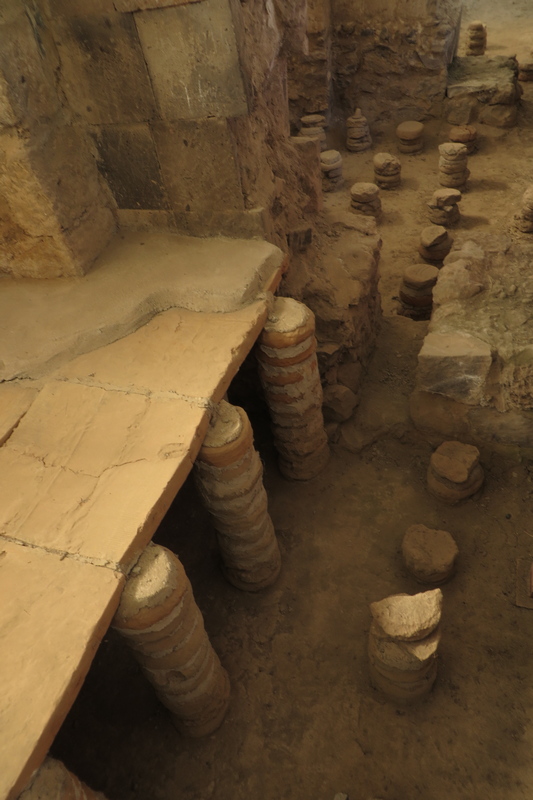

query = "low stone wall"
[[411, 237, 533, 458], [445, 56, 521, 128]]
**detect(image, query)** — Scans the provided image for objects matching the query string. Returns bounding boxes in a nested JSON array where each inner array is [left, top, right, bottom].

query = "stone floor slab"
[[0, 384, 39, 446], [1, 385, 208, 566], [0, 540, 124, 800]]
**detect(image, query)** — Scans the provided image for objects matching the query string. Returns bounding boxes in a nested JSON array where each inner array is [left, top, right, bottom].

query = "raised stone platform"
[[0, 235, 284, 800], [0, 231, 283, 381], [411, 237, 533, 458]]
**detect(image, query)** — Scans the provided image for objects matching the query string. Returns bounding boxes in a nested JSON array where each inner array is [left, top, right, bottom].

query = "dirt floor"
[[52, 3, 533, 799]]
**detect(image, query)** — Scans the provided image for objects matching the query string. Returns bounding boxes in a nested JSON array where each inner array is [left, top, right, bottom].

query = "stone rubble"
[[449, 124, 478, 154], [427, 440, 485, 504], [438, 142, 470, 189], [399, 263, 439, 320], [322, 383, 359, 422], [298, 113, 328, 151], [427, 187, 462, 227], [345, 108, 372, 153], [418, 225, 453, 263], [513, 185, 533, 234], [113, 544, 231, 737], [349, 182, 382, 218], [396, 120, 424, 154], [19, 757, 108, 800], [402, 524, 459, 584], [368, 589, 442, 704], [321, 149, 344, 192], [466, 20, 487, 57], [373, 152, 401, 190], [257, 297, 330, 480], [194, 400, 282, 591]]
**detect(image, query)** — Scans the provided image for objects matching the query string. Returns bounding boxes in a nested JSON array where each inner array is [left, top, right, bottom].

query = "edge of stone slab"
[[0, 233, 284, 382]]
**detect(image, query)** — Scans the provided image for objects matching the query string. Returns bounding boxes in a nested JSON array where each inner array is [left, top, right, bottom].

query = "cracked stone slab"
[[0, 231, 283, 381], [0, 382, 209, 566], [0, 383, 38, 446], [0, 540, 124, 800]]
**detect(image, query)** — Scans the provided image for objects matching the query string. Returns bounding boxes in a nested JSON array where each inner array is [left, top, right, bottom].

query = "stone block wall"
[[31, 0, 316, 247], [0, 0, 116, 278]]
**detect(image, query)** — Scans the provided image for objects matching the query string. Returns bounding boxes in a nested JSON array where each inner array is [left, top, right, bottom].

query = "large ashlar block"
[[19, 757, 107, 800], [0, 2, 60, 126], [135, 0, 248, 120], [113, 544, 230, 737], [51, 12, 157, 125], [0, 125, 115, 278], [90, 123, 170, 210], [195, 401, 281, 591], [153, 119, 254, 235], [417, 331, 492, 405]]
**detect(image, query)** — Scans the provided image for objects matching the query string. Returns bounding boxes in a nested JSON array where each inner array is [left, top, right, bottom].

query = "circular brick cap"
[[430, 440, 480, 483], [403, 263, 439, 290], [373, 152, 401, 173], [420, 225, 448, 248], [350, 182, 380, 202], [301, 113, 326, 126], [468, 20, 485, 30], [402, 524, 459, 584], [396, 120, 424, 140], [431, 187, 462, 207], [439, 142, 468, 159], [301, 126, 325, 137], [449, 124, 477, 143], [321, 149, 342, 166]]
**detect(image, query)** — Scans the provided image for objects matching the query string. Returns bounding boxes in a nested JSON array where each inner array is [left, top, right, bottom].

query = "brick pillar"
[[257, 296, 330, 480], [113, 543, 230, 737], [195, 400, 281, 591]]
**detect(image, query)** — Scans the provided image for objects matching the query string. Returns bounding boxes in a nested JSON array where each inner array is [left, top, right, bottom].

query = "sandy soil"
[[52, 3, 533, 799]]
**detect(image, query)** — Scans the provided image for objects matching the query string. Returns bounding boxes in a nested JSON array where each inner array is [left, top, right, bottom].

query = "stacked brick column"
[[18, 757, 107, 800], [257, 297, 330, 480], [195, 401, 281, 591], [113, 543, 230, 737]]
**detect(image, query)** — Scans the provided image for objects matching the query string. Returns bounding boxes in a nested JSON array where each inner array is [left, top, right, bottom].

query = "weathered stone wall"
[[331, 0, 462, 129], [287, 0, 463, 132], [0, 0, 116, 278], [287, 0, 333, 128]]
